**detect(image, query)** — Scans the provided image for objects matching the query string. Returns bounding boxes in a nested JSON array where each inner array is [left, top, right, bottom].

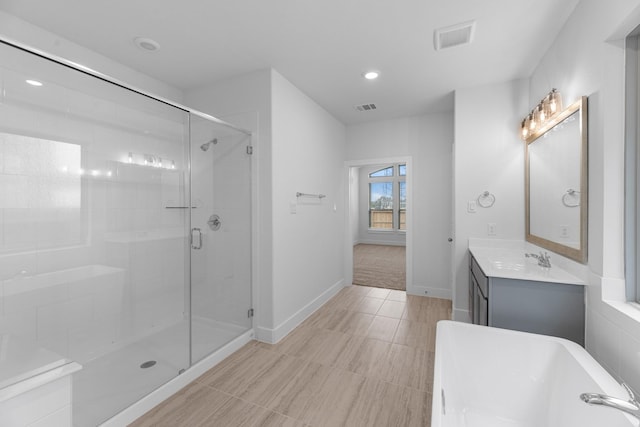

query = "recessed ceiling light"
[[134, 37, 160, 52], [25, 79, 43, 86], [363, 71, 379, 80]]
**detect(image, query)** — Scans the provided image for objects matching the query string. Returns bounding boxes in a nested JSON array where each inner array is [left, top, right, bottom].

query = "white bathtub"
[[432, 321, 639, 427]]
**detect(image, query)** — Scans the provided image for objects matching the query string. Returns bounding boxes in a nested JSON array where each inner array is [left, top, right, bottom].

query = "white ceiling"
[[0, 0, 579, 124]]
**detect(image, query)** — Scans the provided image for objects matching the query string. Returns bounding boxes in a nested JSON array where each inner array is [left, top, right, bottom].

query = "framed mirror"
[[525, 96, 588, 263]]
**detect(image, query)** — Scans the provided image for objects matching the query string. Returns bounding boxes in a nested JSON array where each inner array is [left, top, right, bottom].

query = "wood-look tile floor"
[[130, 285, 452, 427]]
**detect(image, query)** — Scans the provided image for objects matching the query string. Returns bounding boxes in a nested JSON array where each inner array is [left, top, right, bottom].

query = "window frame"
[[626, 31, 640, 303], [367, 163, 406, 231]]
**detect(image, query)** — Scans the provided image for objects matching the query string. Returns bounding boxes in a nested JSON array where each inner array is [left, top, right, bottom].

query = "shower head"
[[200, 138, 218, 151]]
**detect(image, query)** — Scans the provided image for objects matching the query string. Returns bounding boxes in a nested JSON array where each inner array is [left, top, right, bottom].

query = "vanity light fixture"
[[520, 88, 563, 141]]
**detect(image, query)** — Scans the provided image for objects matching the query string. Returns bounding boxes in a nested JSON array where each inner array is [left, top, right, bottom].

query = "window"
[[0, 132, 86, 253], [368, 164, 406, 230], [369, 166, 394, 177], [399, 181, 406, 230], [627, 31, 640, 302]]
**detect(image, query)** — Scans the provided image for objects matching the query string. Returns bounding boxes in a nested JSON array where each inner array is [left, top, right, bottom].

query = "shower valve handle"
[[208, 214, 222, 231]]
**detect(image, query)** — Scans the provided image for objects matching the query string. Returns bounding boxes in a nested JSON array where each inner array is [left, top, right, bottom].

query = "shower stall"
[[0, 40, 253, 426]]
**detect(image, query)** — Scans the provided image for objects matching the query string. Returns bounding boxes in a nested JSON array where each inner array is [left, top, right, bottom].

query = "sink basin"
[[490, 259, 526, 271], [470, 246, 584, 285]]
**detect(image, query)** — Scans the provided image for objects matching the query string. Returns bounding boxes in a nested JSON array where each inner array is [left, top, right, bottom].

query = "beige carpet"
[[353, 244, 406, 290]]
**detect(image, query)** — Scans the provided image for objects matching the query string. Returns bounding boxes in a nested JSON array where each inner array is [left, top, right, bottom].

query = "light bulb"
[[537, 104, 546, 122], [521, 119, 529, 139], [528, 113, 536, 131], [127, 152, 133, 163], [549, 89, 562, 115]]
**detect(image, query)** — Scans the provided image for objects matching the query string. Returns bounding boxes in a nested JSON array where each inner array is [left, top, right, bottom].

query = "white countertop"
[[469, 242, 585, 285]]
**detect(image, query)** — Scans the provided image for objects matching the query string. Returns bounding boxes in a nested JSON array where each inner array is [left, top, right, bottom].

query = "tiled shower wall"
[[0, 41, 189, 364]]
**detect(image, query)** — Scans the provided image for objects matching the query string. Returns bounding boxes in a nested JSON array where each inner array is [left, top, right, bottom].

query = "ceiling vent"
[[434, 20, 476, 50], [355, 103, 377, 112]]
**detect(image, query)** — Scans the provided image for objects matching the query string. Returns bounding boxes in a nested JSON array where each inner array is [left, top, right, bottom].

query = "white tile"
[[0, 308, 38, 341], [68, 319, 119, 363], [3, 208, 38, 252], [0, 174, 38, 209], [36, 295, 92, 339], [28, 404, 71, 427], [619, 329, 640, 394], [0, 252, 37, 281], [0, 375, 71, 426], [0, 134, 5, 174], [35, 248, 89, 276], [587, 308, 622, 376]]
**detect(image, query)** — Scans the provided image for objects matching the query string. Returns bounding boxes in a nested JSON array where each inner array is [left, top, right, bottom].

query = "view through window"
[[368, 163, 406, 230]]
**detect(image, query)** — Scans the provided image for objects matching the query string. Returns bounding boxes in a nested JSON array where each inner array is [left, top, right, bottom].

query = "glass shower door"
[[189, 114, 252, 363], [0, 40, 191, 427]]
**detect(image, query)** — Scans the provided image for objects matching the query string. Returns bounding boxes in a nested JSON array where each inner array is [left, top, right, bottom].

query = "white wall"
[[453, 79, 529, 320], [346, 114, 453, 299], [528, 0, 640, 392], [271, 70, 346, 338], [0, 11, 183, 103], [349, 168, 360, 244]]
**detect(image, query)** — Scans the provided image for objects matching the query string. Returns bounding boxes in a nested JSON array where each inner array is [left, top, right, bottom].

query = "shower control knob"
[[208, 214, 222, 231]]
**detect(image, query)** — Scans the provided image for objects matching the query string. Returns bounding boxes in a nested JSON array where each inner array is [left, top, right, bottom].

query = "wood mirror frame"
[[525, 96, 588, 263]]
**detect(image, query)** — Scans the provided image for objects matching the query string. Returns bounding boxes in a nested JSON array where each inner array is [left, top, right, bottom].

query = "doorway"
[[345, 157, 413, 293]]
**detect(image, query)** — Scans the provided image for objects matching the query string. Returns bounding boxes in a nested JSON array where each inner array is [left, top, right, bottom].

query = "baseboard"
[[255, 279, 345, 344], [356, 239, 406, 247], [100, 329, 254, 427], [407, 284, 452, 300]]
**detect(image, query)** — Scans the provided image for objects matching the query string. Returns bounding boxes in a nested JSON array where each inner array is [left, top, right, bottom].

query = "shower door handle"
[[191, 228, 203, 250]]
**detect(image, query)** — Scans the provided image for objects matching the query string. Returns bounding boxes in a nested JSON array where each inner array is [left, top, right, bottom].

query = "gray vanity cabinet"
[[469, 254, 585, 346]]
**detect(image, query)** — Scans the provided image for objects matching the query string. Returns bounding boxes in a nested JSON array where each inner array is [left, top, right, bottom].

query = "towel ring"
[[562, 189, 580, 207], [477, 191, 495, 208]]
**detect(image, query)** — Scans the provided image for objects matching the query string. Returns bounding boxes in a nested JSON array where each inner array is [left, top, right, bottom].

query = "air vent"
[[434, 20, 476, 50], [355, 103, 377, 112]]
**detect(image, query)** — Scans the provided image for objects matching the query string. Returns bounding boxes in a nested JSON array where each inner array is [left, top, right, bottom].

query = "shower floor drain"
[[140, 360, 157, 369]]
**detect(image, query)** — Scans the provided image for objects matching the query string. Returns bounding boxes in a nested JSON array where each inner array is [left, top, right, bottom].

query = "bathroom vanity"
[[469, 244, 585, 346]]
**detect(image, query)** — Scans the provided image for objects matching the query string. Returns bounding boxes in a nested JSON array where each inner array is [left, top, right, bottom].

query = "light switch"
[[290, 201, 297, 214], [467, 201, 477, 213]]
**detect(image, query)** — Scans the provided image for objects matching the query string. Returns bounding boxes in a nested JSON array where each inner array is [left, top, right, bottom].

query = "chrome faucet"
[[525, 251, 551, 268], [580, 383, 640, 420]]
